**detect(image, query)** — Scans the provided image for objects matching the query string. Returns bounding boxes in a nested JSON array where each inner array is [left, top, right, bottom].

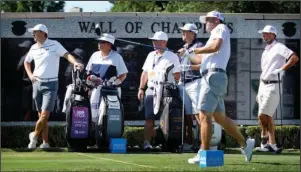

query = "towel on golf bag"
[[62, 84, 74, 113], [90, 85, 102, 123], [153, 70, 165, 115]]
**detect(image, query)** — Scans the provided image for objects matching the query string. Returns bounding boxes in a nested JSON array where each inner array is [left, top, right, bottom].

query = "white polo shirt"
[[201, 24, 230, 71], [142, 50, 180, 88], [260, 41, 294, 81], [86, 50, 128, 79], [25, 39, 68, 79]]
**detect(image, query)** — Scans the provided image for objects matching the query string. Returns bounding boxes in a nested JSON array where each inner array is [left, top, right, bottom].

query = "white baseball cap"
[[28, 24, 48, 34], [199, 11, 225, 24], [258, 25, 277, 35], [179, 23, 198, 34], [149, 31, 168, 41], [95, 33, 117, 50]]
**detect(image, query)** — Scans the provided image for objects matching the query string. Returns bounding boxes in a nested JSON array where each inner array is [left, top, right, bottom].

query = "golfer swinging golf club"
[[184, 11, 255, 163], [177, 23, 204, 151], [25, 24, 84, 149], [137, 31, 180, 150], [255, 25, 299, 153]]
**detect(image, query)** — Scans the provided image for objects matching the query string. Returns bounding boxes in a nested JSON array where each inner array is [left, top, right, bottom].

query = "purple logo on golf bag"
[[71, 106, 89, 138]]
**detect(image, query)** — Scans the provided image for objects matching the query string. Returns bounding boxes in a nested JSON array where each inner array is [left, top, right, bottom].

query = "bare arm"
[[281, 53, 299, 70], [24, 61, 36, 82], [194, 38, 223, 54], [137, 71, 148, 101], [118, 73, 127, 83], [63, 52, 77, 64], [188, 54, 203, 65], [173, 72, 180, 82], [139, 71, 148, 89], [191, 64, 201, 71]]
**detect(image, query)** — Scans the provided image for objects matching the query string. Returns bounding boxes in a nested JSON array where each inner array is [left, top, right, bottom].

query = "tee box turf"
[[109, 138, 127, 154], [199, 150, 224, 167]]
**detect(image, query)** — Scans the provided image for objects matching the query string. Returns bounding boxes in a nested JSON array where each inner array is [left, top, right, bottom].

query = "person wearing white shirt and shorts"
[[256, 25, 299, 153], [185, 11, 255, 163], [137, 31, 181, 150], [86, 34, 128, 127], [24, 24, 84, 149], [177, 23, 204, 150]]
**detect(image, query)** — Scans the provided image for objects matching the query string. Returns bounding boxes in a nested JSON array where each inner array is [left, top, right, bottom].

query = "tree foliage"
[[0, 1, 65, 12], [110, 1, 300, 13]]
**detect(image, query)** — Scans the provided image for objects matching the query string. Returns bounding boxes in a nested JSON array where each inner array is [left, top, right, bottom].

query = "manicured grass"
[[1, 148, 300, 172]]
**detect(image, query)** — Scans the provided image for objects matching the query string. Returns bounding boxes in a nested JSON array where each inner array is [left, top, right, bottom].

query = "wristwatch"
[[139, 87, 145, 91]]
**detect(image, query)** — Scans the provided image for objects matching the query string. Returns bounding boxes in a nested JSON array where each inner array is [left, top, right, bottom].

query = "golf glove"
[[113, 79, 122, 86], [271, 68, 284, 76], [179, 64, 191, 72]]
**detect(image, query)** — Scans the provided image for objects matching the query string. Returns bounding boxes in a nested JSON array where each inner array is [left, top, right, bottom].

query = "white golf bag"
[[91, 78, 124, 147]]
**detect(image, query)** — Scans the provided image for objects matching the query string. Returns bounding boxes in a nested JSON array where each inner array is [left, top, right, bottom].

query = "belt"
[[261, 79, 281, 84], [201, 68, 226, 76], [184, 76, 201, 84], [36, 77, 58, 83]]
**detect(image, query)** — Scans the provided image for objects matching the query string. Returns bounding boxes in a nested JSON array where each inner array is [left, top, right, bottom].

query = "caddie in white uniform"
[[184, 11, 255, 163], [137, 31, 180, 150], [256, 25, 299, 153], [177, 23, 204, 150], [86, 34, 128, 124], [24, 24, 84, 149]]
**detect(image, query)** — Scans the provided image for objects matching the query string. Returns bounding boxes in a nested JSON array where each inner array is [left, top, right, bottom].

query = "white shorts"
[[257, 82, 280, 117], [178, 79, 201, 115]]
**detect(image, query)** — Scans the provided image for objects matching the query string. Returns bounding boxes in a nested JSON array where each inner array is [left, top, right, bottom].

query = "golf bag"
[[95, 78, 124, 147], [154, 65, 184, 153], [65, 69, 92, 152]]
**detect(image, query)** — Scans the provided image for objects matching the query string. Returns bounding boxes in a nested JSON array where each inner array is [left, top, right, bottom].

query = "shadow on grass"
[[2, 147, 67, 152], [223, 149, 300, 156], [251, 161, 300, 166]]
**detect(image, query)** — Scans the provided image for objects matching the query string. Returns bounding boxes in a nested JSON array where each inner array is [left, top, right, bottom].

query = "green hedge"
[[1, 125, 299, 149]]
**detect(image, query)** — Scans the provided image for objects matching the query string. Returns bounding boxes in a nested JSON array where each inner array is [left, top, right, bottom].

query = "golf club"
[[181, 58, 187, 152], [277, 73, 284, 153], [95, 24, 175, 52]]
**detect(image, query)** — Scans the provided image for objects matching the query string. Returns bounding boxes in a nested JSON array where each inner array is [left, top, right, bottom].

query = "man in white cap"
[[137, 31, 180, 150], [24, 24, 84, 149], [86, 33, 128, 138], [256, 25, 299, 153], [184, 11, 255, 163], [177, 23, 204, 151]]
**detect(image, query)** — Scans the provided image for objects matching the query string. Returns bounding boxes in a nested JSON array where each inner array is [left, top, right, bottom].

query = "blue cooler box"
[[109, 138, 127, 154], [199, 150, 224, 167]]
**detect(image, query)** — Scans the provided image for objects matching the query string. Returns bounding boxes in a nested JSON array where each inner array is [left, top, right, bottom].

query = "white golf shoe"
[[28, 132, 38, 149], [241, 138, 255, 162], [39, 143, 50, 149], [188, 149, 201, 164]]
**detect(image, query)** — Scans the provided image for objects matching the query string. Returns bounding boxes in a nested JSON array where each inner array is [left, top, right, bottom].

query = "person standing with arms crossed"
[[256, 25, 299, 153], [184, 11, 255, 163], [137, 31, 181, 150], [24, 24, 84, 149]]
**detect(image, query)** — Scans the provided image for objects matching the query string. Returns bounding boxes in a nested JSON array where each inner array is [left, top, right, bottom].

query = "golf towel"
[[153, 70, 164, 115], [90, 85, 102, 123], [62, 84, 74, 113]]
